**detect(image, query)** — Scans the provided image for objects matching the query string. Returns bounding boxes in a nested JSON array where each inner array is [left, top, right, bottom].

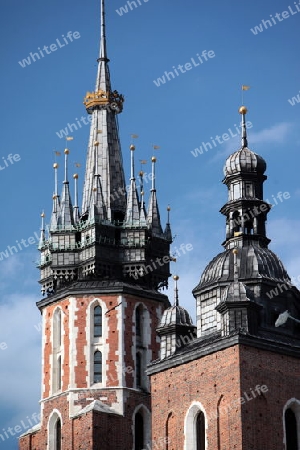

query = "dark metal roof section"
[[194, 244, 291, 292]]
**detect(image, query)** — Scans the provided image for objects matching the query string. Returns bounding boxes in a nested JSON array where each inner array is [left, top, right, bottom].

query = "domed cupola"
[[224, 106, 266, 177], [192, 105, 300, 341], [157, 276, 196, 359]]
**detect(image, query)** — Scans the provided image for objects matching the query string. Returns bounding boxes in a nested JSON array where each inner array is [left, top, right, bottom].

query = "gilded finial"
[[41, 212, 45, 218], [139, 170, 144, 177], [151, 156, 157, 163], [73, 173, 79, 179], [53, 163, 59, 169], [64, 148, 70, 155], [239, 105, 248, 115], [167, 205, 171, 212], [130, 144, 135, 151], [173, 275, 179, 281], [232, 248, 238, 255]]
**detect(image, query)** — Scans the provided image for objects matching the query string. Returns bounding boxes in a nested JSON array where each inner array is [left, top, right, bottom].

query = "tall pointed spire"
[[59, 149, 74, 228], [125, 145, 140, 226], [50, 163, 60, 231], [73, 173, 80, 224], [164, 205, 172, 242], [139, 170, 147, 226], [147, 156, 163, 235], [39, 212, 46, 249], [82, 0, 126, 222]]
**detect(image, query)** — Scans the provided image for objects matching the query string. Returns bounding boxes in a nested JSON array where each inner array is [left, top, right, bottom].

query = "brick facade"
[[149, 340, 300, 450], [19, 288, 168, 449]]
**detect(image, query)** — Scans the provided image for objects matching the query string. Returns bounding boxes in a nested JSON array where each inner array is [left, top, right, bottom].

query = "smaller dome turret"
[[159, 304, 194, 329], [157, 276, 196, 359]]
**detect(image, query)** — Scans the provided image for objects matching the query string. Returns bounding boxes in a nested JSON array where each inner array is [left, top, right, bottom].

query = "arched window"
[[196, 411, 205, 450], [55, 418, 61, 450], [184, 403, 207, 450], [94, 351, 102, 383], [135, 412, 144, 450], [285, 408, 298, 450], [136, 352, 142, 388], [48, 411, 62, 450], [94, 305, 102, 338]]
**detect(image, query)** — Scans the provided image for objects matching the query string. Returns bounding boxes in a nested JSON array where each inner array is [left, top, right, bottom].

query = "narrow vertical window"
[[57, 356, 61, 391], [136, 307, 141, 337], [53, 309, 62, 350], [55, 418, 61, 450], [196, 411, 205, 450], [136, 352, 142, 388], [53, 309, 62, 394], [94, 351, 102, 383], [135, 412, 144, 450], [94, 305, 102, 338], [285, 408, 298, 450]]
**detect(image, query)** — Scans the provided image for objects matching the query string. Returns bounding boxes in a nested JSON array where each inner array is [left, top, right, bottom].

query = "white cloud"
[[248, 122, 292, 146], [209, 121, 293, 163], [0, 293, 41, 441]]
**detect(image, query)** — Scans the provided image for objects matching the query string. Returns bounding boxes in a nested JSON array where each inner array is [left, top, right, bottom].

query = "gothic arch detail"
[[283, 398, 300, 450], [184, 402, 207, 450], [132, 405, 151, 450], [48, 409, 62, 450]]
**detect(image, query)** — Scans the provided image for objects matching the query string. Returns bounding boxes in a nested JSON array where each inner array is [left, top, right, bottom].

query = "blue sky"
[[0, 0, 299, 447]]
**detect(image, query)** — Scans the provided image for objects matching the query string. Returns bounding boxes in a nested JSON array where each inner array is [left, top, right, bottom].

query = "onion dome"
[[224, 148, 266, 176], [224, 106, 266, 177]]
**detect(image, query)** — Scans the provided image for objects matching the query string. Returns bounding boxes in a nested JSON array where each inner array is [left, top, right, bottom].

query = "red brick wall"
[[239, 345, 300, 450], [20, 290, 165, 450], [150, 343, 300, 450], [150, 345, 242, 450]]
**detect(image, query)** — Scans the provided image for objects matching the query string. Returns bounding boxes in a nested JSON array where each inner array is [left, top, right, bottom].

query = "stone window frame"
[[47, 409, 62, 450], [132, 404, 151, 450], [87, 298, 107, 387], [283, 398, 300, 449], [184, 401, 207, 450]]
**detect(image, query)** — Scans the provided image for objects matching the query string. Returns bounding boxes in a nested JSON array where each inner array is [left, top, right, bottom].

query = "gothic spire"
[[73, 173, 80, 224], [50, 163, 60, 231], [147, 157, 163, 235], [164, 205, 172, 242], [125, 145, 140, 226], [39, 212, 46, 249], [59, 149, 74, 228], [139, 170, 147, 226], [82, 0, 126, 222]]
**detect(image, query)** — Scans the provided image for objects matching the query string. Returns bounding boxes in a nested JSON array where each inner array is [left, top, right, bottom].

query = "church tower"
[[19, 2, 171, 449], [148, 106, 300, 450]]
